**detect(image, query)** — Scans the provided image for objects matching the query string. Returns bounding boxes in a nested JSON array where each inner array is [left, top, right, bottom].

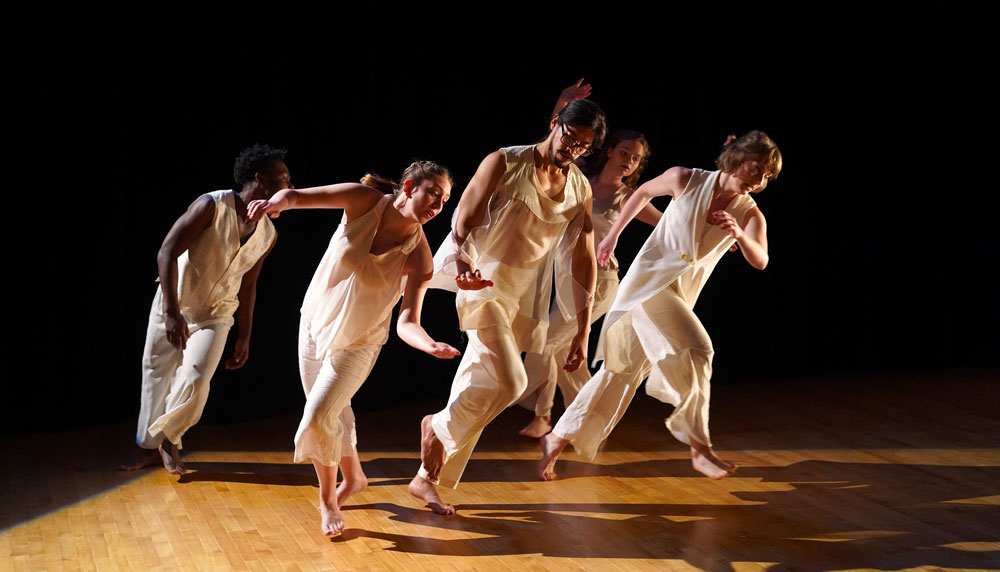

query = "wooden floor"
[[2, 370, 998, 571]]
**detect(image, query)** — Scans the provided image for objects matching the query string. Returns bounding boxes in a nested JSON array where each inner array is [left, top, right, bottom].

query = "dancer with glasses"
[[409, 99, 606, 514]]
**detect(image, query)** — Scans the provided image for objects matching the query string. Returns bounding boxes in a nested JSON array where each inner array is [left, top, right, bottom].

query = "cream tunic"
[[177, 190, 276, 324], [431, 145, 591, 352], [598, 168, 757, 402], [301, 194, 422, 355], [519, 184, 629, 416]]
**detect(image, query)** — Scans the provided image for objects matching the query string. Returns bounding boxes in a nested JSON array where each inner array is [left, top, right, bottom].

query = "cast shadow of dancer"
[[341, 458, 999, 572], [178, 461, 317, 486]]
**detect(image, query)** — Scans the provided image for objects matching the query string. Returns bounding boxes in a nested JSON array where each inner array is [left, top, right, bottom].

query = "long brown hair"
[[582, 129, 651, 189]]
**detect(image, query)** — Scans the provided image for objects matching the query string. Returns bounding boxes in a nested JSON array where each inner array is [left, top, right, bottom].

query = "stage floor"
[[3, 370, 998, 571]]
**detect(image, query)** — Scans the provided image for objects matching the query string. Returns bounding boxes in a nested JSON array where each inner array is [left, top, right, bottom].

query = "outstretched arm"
[[156, 196, 216, 350], [713, 207, 769, 270], [397, 238, 461, 359], [451, 150, 507, 291], [225, 237, 276, 370], [597, 167, 691, 266], [564, 196, 597, 373], [247, 183, 383, 222], [550, 78, 592, 120]]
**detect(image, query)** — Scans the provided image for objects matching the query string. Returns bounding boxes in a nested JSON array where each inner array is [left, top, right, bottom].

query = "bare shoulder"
[[664, 166, 694, 191], [480, 149, 508, 176], [349, 183, 387, 211], [186, 194, 217, 217]]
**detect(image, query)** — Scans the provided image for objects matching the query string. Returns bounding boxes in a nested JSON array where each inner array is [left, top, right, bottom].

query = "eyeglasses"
[[559, 123, 594, 157]]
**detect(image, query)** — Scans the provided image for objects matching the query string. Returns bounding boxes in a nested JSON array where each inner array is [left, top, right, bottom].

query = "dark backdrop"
[[9, 40, 995, 435]]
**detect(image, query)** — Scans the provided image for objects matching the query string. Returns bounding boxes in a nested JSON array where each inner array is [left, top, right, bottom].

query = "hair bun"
[[360, 173, 398, 194]]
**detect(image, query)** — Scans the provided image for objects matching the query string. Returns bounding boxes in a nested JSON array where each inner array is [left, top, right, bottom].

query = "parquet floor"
[[3, 371, 998, 571]]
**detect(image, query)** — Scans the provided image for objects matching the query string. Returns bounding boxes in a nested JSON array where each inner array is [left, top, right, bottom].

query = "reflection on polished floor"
[[3, 371, 998, 571]]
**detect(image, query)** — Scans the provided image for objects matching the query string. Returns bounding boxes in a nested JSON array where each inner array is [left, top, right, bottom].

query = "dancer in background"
[[518, 83, 662, 438], [247, 162, 460, 536], [539, 131, 782, 480], [121, 144, 288, 475], [408, 99, 605, 515]]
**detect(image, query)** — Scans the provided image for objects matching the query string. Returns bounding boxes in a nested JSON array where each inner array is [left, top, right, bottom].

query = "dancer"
[[518, 126, 661, 438], [247, 162, 461, 537], [539, 131, 781, 480], [409, 99, 606, 514], [121, 144, 288, 474]]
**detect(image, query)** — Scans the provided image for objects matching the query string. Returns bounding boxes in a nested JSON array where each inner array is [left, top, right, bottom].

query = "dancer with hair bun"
[[539, 131, 782, 481], [248, 162, 460, 536]]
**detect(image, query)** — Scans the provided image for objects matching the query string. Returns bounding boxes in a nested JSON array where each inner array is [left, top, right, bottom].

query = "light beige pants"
[[520, 271, 618, 417], [294, 318, 380, 466], [137, 290, 232, 449], [552, 285, 714, 459], [422, 323, 527, 489]]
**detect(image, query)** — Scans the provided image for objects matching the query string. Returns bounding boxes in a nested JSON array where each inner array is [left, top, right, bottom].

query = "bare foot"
[[538, 432, 568, 481], [119, 449, 162, 471], [158, 442, 186, 475], [318, 499, 346, 536], [690, 444, 738, 479], [518, 415, 552, 438], [408, 475, 455, 515], [336, 476, 367, 507], [420, 415, 444, 481]]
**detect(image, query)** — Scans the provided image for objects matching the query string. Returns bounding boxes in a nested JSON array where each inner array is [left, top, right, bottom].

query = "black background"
[[8, 35, 996, 436]]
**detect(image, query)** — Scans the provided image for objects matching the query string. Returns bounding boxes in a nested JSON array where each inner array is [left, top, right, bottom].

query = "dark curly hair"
[[233, 144, 288, 187]]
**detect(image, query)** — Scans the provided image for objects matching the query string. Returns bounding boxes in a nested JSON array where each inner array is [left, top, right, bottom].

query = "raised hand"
[[561, 78, 592, 103]]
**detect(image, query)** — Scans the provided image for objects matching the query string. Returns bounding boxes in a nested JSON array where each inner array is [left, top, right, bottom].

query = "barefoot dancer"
[[540, 131, 782, 480], [518, 86, 661, 438], [121, 145, 288, 475], [248, 162, 461, 536], [408, 99, 605, 514]]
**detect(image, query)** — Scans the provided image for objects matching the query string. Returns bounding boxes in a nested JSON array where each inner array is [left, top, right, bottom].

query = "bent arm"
[[565, 200, 597, 372], [452, 150, 506, 279], [226, 237, 276, 369], [598, 167, 690, 266], [736, 209, 769, 270], [248, 183, 382, 222], [397, 239, 461, 359], [157, 196, 215, 316], [634, 200, 663, 227]]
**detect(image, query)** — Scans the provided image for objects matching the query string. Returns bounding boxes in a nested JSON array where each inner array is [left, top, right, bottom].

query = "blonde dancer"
[[539, 131, 782, 480], [248, 162, 460, 536]]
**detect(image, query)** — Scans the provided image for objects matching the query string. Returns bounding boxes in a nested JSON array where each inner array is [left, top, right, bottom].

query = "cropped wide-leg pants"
[[552, 285, 715, 459], [137, 290, 233, 450], [294, 318, 381, 467]]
